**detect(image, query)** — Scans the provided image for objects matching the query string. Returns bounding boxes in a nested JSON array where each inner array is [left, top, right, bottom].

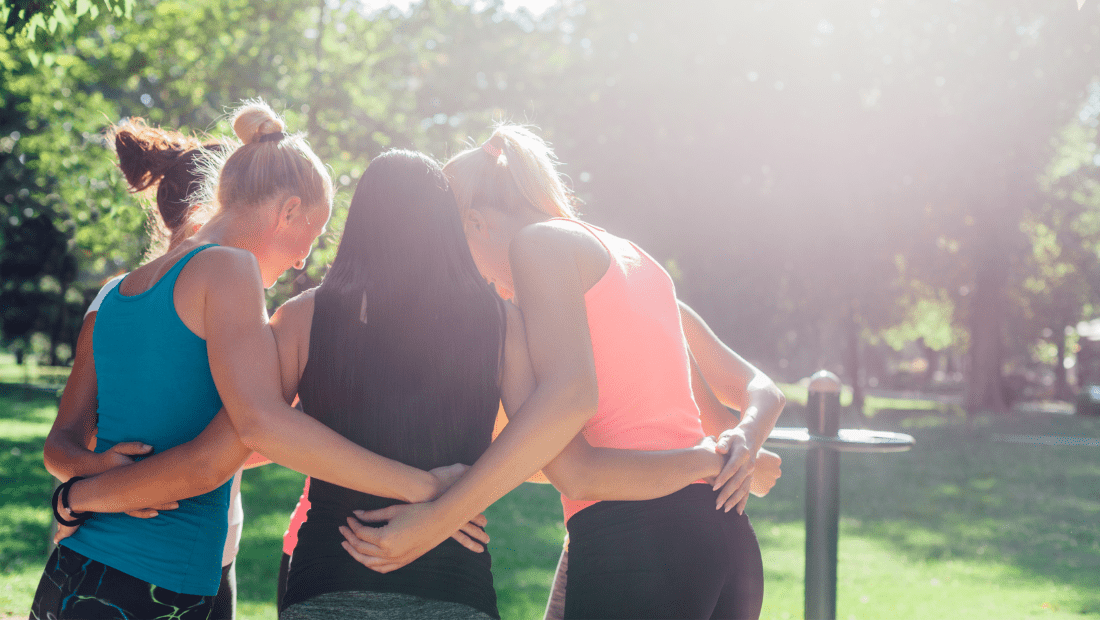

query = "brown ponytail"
[[110, 119, 227, 248]]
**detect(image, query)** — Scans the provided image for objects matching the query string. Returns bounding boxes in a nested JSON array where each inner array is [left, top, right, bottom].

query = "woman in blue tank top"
[[30, 101, 491, 620]]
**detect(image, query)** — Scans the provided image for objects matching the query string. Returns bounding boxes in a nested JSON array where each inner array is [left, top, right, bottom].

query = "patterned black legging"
[[30, 545, 215, 620]]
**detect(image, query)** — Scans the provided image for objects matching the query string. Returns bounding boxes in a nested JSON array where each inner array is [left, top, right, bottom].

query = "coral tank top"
[[554, 219, 705, 523]]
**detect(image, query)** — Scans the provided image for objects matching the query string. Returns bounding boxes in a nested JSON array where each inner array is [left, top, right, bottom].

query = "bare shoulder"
[[187, 245, 264, 291], [513, 220, 601, 256], [271, 288, 317, 334], [511, 220, 609, 289]]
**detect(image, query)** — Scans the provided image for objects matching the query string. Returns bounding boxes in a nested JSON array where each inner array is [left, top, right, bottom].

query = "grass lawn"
[[2, 380, 1099, 619]]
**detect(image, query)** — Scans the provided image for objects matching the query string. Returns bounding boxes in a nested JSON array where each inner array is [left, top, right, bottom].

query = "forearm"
[[64, 409, 251, 513], [543, 435, 720, 501], [426, 380, 595, 538], [66, 444, 248, 514], [735, 376, 786, 454], [233, 402, 436, 503]]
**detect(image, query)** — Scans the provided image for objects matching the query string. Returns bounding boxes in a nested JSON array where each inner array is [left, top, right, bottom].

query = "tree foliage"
[[2, 0, 1099, 415]]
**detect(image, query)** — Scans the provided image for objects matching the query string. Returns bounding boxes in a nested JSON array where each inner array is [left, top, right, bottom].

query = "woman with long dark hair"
[[340, 126, 786, 619], [270, 149, 511, 618], [271, 149, 734, 619]]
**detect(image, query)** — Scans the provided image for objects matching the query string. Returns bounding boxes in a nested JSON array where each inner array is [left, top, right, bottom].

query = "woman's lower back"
[[282, 480, 499, 618]]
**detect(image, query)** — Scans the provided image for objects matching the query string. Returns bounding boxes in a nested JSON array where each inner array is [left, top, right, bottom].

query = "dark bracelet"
[[52, 477, 93, 527]]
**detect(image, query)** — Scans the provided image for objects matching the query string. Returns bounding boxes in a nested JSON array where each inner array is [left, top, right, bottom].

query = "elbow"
[[229, 412, 268, 455], [554, 474, 597, 502], [560, 374, 599, 427], [42, 436, 72, 481], [772, 384, 787, 409], [543, 461, 598, 502]]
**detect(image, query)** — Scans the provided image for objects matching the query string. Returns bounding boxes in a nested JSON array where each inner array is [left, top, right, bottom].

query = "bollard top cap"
[[807, 370, 842, 393]]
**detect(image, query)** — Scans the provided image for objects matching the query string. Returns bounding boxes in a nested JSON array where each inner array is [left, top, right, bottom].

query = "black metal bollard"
[[805, 371, 841, 620], [765, 371, 914, 620]]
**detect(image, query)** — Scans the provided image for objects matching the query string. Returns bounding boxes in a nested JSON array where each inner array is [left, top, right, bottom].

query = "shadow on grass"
[[757, 404, 1100, 615], [0, 440, 53, 574], [0, 384, 57, 581]]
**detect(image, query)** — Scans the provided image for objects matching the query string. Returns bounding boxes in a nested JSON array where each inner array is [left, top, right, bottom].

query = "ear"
[[464, 208, 490, 238], [278, 195, 304, 228]]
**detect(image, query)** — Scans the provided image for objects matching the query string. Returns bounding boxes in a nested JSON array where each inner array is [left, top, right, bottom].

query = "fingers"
[[108, 442, 153, 456], [125, 509, 159, 518], [342, 517, 385, 551], [340, 540, 401, 574], [734, 483, 751, 515], [713, 451, 752, 490], [469, 513, 488, 528], [715, 461, 754, 508], [353, 506, 399, 524], [53, 524, 79, 544], [152, 502, 179, 511], [714, 434, 731, 454], [720, 475, 753, 513], [450, 530, 486, 554], [459, 521, 490, 546]]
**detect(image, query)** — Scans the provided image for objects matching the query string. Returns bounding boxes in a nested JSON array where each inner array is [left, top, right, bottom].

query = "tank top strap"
[[156, 243, 219, 295]]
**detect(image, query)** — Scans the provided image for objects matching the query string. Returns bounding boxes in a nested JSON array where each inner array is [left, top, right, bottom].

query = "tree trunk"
[[845, 307, 865, 418], [1054, 327, 1068, 400], [919, 338, 937, 390], [965, 256, 1008, 414]]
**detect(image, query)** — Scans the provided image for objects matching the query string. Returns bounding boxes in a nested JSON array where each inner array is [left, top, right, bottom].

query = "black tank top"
[[281, 290, 502, 618]]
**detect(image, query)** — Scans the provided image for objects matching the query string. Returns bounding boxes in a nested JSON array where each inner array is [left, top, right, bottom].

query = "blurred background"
[[1, 1, 1099, 619]]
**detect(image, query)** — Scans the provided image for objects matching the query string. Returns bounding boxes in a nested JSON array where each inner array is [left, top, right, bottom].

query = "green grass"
[[3, 382, 1099, 618]]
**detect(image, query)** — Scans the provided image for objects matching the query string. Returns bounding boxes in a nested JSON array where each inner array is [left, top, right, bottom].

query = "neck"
[[190, 210, 269, 255]]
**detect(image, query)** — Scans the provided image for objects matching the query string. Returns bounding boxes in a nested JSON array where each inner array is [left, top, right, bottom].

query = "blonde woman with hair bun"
[[30, 101, 486, 620], [339, 124, 786, 620]]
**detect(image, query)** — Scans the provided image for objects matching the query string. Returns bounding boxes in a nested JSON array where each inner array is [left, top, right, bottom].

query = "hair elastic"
[[258, 131, 287, 144], [481, 140, 502, 158], [52, 477, 93, 527]]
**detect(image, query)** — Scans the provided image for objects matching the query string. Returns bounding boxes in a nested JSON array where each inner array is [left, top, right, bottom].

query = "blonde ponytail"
[[444, 124, 576, 219]]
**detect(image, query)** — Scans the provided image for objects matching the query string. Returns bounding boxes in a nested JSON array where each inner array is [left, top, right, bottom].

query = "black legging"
[[563, 484, 764, 620], [210, 561, 236, 619]]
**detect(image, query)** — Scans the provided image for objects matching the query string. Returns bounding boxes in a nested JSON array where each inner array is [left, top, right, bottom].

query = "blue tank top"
[[61, 244, 230, 596]]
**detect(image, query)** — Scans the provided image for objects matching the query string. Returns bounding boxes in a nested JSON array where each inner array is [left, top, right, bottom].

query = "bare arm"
[[679, 300, 785, 510], [201, 253, 438, 502], [67, 252, 441, 514], [496, 299, 723, 501], [44, 313, 157, 482], [66, 408, 251, 513]]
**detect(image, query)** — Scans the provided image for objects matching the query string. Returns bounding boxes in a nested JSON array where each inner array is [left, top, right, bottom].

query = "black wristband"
[[52, 477, 92, 527]]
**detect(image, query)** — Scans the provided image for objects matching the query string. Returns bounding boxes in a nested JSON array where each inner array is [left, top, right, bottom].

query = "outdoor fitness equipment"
[[764, 370, 915, 620]]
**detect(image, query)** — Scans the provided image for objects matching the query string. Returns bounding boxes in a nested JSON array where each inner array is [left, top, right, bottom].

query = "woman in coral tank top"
[[340, 125, 785, 620]]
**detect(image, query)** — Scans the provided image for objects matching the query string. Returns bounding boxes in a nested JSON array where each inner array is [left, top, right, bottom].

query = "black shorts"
[[30, 545, 215, 620], [564, 484, 763, 620]]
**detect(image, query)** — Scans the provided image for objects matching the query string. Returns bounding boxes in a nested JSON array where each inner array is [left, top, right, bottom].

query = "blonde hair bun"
[[232, 99, 286, 145]]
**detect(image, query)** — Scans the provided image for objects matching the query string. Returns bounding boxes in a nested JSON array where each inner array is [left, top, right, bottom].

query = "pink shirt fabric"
[[556, 219, 706, 524], [282, 477, 311, 556]]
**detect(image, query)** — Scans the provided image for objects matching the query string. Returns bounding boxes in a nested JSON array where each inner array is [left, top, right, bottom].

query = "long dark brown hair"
[[300, 150, 504, 470]]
